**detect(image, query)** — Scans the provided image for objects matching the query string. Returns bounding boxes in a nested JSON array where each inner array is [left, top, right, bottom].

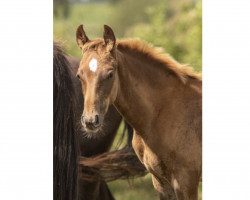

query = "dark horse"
[[53, 42, 140, 200]]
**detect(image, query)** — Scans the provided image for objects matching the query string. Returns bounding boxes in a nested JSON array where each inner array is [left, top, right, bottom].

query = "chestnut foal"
[[75, 25, 202, 200]]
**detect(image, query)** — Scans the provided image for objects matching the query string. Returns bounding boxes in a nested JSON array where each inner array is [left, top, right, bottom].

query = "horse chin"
[[85, 127, 100, 133], [83, 126, 103, 139]]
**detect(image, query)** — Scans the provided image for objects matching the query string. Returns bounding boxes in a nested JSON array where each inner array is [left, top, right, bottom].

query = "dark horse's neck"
[[114, 46, 201, 134]]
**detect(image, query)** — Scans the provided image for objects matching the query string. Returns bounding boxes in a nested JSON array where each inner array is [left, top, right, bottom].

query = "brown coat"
[[76, 25, 202, 200]]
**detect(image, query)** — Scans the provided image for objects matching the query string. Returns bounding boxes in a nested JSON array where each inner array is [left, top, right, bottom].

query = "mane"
[[117, 39, 202, 84], [53, 41, 79, 200]]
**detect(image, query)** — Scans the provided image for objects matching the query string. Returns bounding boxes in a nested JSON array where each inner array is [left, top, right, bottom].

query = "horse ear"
[[103, 25, 116, 52], [76, 24, 89, 50]]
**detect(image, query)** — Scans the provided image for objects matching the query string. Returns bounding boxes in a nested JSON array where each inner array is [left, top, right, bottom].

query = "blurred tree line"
[[54, 0, 202, 71], [54, 0, 70, 18], [124, 0, 202, 71]]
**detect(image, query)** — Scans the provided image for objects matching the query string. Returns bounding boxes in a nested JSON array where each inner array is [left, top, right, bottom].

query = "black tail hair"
[[80, 146, 146, 182], [53, 42, 79, 200]]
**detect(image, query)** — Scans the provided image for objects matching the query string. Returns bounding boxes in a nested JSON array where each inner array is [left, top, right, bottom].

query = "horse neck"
[[114, 49, 186, 133]]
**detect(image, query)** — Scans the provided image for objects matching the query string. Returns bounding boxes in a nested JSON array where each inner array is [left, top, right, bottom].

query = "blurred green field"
[[108, 174, 202, 200], [54, 2, 114, 57], [54, 1, 202, 199]]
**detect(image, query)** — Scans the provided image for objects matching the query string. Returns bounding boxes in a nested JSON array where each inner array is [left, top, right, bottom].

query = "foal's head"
[[76, 25, 119, 133]]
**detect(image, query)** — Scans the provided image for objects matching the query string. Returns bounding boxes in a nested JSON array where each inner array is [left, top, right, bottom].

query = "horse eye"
[[91, 45, 96, 49], [107, 72, 113, 80], [76, 74, 80, 80]]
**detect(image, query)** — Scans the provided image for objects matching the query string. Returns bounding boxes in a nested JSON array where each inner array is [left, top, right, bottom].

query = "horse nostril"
[[95, 115, 99, 125]]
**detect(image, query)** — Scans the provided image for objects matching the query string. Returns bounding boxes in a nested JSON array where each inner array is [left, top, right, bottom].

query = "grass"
[[108, 174, 157, 200], [108, 173, 202, 200]]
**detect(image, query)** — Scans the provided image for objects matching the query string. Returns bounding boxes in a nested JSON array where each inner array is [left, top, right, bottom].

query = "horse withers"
[[75, 25, 202, 200]]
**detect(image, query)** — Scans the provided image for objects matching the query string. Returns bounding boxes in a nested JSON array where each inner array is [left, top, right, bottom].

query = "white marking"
[[89, 58, 98, 72]]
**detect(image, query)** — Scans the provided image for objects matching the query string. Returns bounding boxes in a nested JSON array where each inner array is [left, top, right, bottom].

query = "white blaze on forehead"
[[89, 58, 98, 72]]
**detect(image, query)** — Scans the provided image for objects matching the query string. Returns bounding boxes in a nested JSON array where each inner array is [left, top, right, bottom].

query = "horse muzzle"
[[81, 114, 101, 133]]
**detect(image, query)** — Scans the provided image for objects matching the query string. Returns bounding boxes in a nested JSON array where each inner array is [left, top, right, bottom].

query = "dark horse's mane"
[[53, 41, 79, 200]]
